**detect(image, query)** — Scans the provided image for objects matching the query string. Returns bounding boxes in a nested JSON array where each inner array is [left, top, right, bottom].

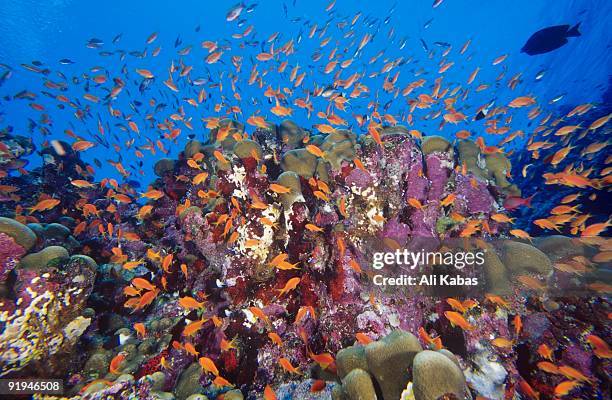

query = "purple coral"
[[0, 232, 25, 282]]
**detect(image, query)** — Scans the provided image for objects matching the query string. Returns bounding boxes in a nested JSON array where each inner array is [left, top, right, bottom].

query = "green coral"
[[364, 330, 422, 400], [276, 171, 303, 210], [281, 148, 319, 179], [19, 246, 69, 270], [320, 129, 357, 170], [233, 139, 263, 161], [435, 216, 457, 235], [422, 136, 452, 155], [382, 125, 411, 138], [222, 389, 244, 400], [184, 140, 203, 159], [412, 350, 467, 400], [499, 240, 552, 275], [279, 120, 306, 147], [456, 140, 520, 195], [534, 235, 586, 262], [342, 368, 377, 400], [334, 330, 423, 400], [457, 139, 487, 179], [154, 158, 176, 177], [485, 153, 515, 192], [481, 243, 511, 295], [0, 217, 37, 251], [175, 362, 205, 400], [336, 345, 368, 379], [280, 129, 356, 180]]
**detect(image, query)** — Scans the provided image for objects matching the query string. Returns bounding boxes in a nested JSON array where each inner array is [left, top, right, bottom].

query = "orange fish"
[[518, 378, 540, 400], [184, 342, 199, 357], [123, 260, 144, 270], [537, 343, 554, 360], [161, 254, 173, 272], [305, 223, 324, 232], [514, 314, 522, 336], [349, 259, 363, 274], [248, 306, 270, 325], [277, 277, 300, 297], [491, 337, 514, 349], [131, 277, 156, 291], [268, 332, 283, 347], [183, 319, 207, 337], [198, 356, 219, 376], [134, 322, 146, 338], [29, 198, 61, 214], [446, 298, 467, 313], [269, 183, 292, 194], [179, 296, 206, 311], [212, 375, 233, 387], [516, 275, 545, 290], [294, 305, 316, 324], [306, 144, 326, 158], [508, 95, 536, 108], [553, 381, 581, 397], [264, 385, 277, 400], [408, 197, 424, 210], [308, 352, 335, 369], [278, 357, 301, 375], [537, 361, 560, 374], [440, 193, 456, 207], [136, 289, 159, 310], [109, 352, 126, 374], [310, 379, 326, 393], [355, 332, 373, 345], [444, 311, 474, 330], [586, 334, 612, 358], [558, 365, 591, 383]]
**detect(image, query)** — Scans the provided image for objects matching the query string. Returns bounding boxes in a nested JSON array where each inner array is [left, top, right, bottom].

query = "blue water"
[[0, 0, 610, 182]]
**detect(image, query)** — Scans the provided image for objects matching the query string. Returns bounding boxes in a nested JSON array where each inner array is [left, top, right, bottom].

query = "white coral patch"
[[228, 165, 248, 200], [236, 204, 280, 263]]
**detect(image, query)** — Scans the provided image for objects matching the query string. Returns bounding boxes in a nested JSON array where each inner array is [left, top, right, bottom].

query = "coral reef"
[[0, 228, 97, 377], [0, 119, 610, 400]]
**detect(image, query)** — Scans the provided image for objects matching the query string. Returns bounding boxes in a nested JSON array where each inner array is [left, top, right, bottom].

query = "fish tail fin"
[[567, 22, 581, 37], [525, 194, 536, 208]]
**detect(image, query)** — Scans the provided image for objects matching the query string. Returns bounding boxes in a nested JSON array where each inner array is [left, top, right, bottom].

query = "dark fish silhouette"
[[521, 23, 581, 55]]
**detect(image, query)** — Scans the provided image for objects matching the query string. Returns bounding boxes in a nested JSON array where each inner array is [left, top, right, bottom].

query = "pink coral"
[[0, 232, 25, 282]]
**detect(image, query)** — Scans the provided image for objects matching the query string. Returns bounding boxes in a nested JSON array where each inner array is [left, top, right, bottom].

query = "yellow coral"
[[0, 288, 90, 376]]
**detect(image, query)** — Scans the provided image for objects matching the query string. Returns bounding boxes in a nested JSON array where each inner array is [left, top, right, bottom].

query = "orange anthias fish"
[[183, 318, 207, 337], [277, 277, 300, 297], [29, 198, 61, 214], [264, 385, 277, 400], [109, 352, 127, 374], [554, 380, 581, 397], [278, 357, 301, 375], [179, 296, 206, 310], [308, 351, 335, 369], [586, 334, 612, 358], [131, 277, 156, 291], [213, 375, 233, 388], [134, 322, 146, 338], [268, 332, 283, 347], [518, 378, 540, 400], [198, 356, 219, 376], [444, 311, 474, 330], [269, 183, 292, 194], [355, 332, 373, 345], [537, 343, 554, 360]]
